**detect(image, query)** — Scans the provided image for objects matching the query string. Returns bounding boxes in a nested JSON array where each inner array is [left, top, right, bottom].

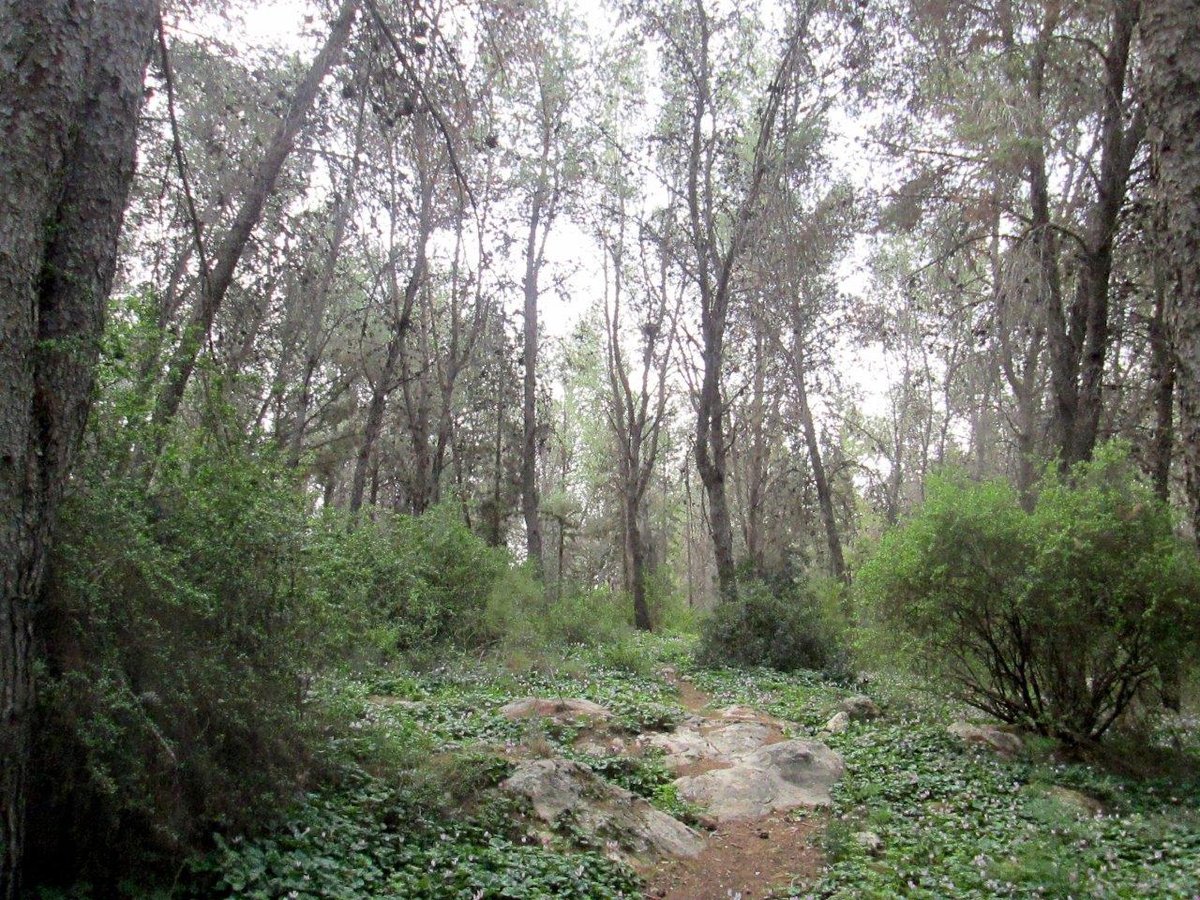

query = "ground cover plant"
[[178, 634, 1200, 899]]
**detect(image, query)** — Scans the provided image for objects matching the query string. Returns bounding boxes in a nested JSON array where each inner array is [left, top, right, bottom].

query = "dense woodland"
[[2, 0, 1199, 896]]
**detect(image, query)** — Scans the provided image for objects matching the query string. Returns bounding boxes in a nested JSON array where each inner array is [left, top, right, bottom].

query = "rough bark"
[[1144, 0, 1200, 545], [1024, 1, 1143, 468], [0, 2, 157, 893]]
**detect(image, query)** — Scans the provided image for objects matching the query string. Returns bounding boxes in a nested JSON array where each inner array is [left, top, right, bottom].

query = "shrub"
[[29, 434, 319, 886], [857, 444, 1200, 743], [308, 502, 507, 659], [697, 576, 848, 674]]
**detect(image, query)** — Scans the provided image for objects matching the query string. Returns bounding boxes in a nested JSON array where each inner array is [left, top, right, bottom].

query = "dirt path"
[[643, 674, 827, 899]]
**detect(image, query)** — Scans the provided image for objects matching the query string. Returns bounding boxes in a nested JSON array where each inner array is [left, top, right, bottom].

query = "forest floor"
[[195, 634, 1200, 898]]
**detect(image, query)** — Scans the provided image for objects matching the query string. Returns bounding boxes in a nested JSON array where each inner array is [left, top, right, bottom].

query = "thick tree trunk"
[[695, 340, 738, 602], [1148, 258, 1175, 503], [624, 495, 653, 631], [148, 0, 358, 454], [1144, 0, 1200, 546], [0, 2, 157, 894]]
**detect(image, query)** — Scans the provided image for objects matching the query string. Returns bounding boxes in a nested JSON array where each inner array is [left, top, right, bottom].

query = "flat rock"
[[502, 758, 704, 864], [716, 704, 763, 721], [948, 721, 1023, 758], [673, 739, 844, 821], [641, 720, 780, 772], [499, 697, 613, 725]]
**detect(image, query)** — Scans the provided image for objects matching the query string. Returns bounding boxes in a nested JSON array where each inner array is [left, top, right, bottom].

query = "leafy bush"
[[308, 502, 506, 658], [30, 434, 319, 886], [696, 576, 848, 674], [857, 444, 1200, 743], [484, 579, 636, 650]]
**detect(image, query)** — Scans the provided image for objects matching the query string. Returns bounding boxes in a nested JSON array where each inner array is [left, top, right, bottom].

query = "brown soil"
[[642, 670, 827, 898], [643, 810, 827, 900], [674, 678, 712, 713]]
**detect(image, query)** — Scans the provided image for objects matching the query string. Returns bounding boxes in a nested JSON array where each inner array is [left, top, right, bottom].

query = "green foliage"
[[692, 663, 1200, 899], [31, 432, 318, 884], [484, 579, 638, 651], [696, 577, 849, 675], [857, 444, 1200, 742], [308, 503, 507, 659], [188, 771, 641, 899]]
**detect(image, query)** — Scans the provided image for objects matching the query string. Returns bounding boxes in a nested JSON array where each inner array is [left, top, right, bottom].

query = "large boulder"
[[673, 739, 844, 821], [948, 721, 1023, 758], [501, 758, 704, 864]]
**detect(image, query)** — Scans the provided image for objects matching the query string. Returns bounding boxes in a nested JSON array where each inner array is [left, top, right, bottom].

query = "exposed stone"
[[500, 697, 613, 725], [717, 704, 763, 721], [640, 719, 780, 772], [948, 721, 1023, 758], [824, 711, 851, 734], [673, 739, 844, 821], [855, 831, 883, 855], [501, 758, 704, 864], [838, 695, 882, 721]]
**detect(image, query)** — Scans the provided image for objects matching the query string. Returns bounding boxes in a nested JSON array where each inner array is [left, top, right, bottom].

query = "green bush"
[[30, 434, 319, 886], [696, 576, 848, 674], [308, 502, 506, 658], [857, 443, 1200, 743]]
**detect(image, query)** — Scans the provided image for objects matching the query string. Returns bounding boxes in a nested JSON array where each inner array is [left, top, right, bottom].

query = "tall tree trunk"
[[1144, 0, 1200, 546], [521, 189, 545, 576], [790, 338, 846, 583], [1069, 0, 1143, 464], [1148, 249, 1175, 503], [0, 2, 157, 894], [147, 0, 358, 456], [624, 495, 653, 631]]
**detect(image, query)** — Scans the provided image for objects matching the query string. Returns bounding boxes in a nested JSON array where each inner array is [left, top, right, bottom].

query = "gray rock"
[[825, 711, 851, 734], [673, 739, 844, 821], [948, 721, 1023, 758], [499, 697, 612, 725], [855, 830, 884, 855], [502, 758, 704, 863], [641, 720, 779, 771], [839, 695, 882, 721]]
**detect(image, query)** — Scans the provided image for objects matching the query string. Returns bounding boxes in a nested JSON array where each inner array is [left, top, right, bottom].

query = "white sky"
[[231, 0, 892, 420]]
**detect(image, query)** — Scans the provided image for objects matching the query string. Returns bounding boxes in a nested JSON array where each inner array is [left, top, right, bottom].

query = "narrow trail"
[[642, 674, 827, 900]]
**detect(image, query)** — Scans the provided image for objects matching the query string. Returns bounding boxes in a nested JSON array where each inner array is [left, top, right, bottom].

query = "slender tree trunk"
[[1070, 0, 1143, 464], [349, 333, 403, 516], [147, 0, 358, 455], [0, 2, 157, 894], [791, 338, 846, 583], [1144, 0, 1200, 547], [521, 190, 545, 576]]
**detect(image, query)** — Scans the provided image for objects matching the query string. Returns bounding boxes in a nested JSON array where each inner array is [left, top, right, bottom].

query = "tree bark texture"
[[0, 1, 158, 894], [1144, 0, 1200, 544]]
